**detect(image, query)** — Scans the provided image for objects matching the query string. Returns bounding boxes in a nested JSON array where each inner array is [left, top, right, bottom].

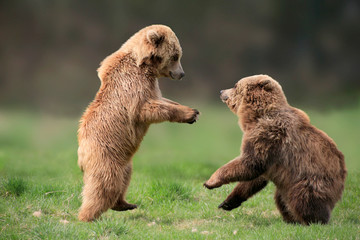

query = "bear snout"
[[170, 71, 185, 80], [220, 90, 229, 101]]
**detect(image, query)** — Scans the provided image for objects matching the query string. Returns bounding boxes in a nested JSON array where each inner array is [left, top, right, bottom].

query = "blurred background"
[[0, 0, 359, 115]]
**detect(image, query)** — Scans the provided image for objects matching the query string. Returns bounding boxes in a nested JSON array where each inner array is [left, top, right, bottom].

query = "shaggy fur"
[[204, 75, 346, 225], [77, 25, 199, 222]]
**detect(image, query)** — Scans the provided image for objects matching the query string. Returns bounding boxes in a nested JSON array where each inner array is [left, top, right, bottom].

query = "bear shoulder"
[[97, 51, 136, 82]]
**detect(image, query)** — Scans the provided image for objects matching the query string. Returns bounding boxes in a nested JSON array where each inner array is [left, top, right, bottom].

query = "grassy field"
[[0, 105, 359, 239]]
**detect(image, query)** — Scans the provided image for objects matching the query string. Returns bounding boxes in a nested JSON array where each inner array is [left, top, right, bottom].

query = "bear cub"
[[204, 75, 346, 225], [77, 25, 199, 222]]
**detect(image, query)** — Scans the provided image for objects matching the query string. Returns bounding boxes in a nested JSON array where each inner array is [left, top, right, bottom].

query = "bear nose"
[[179, 72, 185, 79], [220, 90, 229, 100]]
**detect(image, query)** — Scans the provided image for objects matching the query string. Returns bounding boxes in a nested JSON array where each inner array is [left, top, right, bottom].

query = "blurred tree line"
[[0, 0, 359, 115]]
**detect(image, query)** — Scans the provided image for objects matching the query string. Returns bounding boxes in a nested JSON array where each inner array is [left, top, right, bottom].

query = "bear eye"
[[149, 55, 162, 65], [171, 54, 179, 62]]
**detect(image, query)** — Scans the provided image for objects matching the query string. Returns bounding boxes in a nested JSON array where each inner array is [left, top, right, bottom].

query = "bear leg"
[[111, 161, 137, 211], [219, 177, 268, 211], [139, 99, 199, 124], [288, 183, 332, 225], [274, 189, 297, 224], [78, 167, 128, 222], [78, 182, 118, 222], [292, 197, 331, 225]]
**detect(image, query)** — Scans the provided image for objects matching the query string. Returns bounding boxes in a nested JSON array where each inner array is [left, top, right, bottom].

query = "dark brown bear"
[[204, 74, 346, 225]]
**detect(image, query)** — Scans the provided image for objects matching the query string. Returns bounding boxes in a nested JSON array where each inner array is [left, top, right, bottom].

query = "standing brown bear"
[[204, 75, 346, 225], [77, 25, 199, 222]]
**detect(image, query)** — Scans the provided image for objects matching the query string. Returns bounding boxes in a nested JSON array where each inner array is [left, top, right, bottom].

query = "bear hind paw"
[[111, 202, 137, 212]]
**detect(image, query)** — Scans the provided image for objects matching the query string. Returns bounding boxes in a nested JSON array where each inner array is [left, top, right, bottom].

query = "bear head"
[[124, 24, 185, 80], [220, 75, 288, 129]]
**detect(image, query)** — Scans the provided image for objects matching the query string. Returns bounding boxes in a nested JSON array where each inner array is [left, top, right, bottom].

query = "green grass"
[[0, 105, 360, 239]]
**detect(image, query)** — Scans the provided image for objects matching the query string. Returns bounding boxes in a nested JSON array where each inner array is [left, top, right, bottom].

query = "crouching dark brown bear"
[[204, 75, 346, 225]]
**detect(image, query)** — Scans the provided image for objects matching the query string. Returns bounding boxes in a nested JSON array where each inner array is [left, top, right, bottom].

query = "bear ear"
[[259, 79, 272, 91], [146, 30, 165, 47]]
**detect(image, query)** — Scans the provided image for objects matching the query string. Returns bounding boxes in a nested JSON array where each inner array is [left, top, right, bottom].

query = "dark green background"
[[1, 0, 359, 114]]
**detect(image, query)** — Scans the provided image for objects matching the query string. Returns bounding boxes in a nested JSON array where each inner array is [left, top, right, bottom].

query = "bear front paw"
[[186, 109, 200, 124], [218, 200, 242, 211], [203, 179, 222, 189]]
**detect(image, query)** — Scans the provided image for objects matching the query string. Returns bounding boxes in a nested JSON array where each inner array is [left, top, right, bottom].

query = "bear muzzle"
[[168, 61, 185, 80], [169, 70, 185, 80], [220, 90, 229, 102]]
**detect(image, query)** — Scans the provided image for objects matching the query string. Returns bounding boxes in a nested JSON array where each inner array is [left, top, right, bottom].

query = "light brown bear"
[[77, 25, 199, 222], [204, 75, 346, 225]]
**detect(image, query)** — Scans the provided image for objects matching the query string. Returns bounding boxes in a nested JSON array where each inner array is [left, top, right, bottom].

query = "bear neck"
[[98, 50, 158, 83], [239, 104, 287, 132]]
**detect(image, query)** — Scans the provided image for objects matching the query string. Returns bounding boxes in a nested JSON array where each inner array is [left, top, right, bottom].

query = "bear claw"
[[187, 109, 200, 124], [218, 201, 237, 211]]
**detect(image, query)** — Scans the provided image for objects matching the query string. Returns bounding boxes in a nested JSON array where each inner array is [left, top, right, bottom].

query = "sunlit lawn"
[[0, 105, 359, 239]]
